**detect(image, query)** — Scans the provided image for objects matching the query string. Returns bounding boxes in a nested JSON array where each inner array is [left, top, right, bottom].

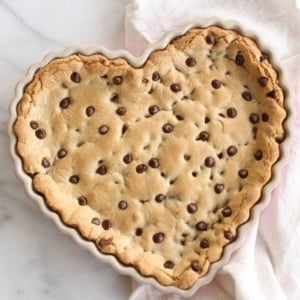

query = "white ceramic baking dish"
[[8, 19, 293, 297]]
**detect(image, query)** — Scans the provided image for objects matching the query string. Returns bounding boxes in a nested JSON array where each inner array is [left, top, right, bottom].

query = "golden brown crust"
[[13, 26, 286, 289]]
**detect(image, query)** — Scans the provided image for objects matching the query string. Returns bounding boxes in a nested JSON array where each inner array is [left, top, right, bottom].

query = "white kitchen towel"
[[125, 1, 300, 299]]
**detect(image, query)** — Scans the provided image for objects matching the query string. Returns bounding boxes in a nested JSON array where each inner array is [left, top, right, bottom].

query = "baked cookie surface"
[[13, 26, 286, 289]]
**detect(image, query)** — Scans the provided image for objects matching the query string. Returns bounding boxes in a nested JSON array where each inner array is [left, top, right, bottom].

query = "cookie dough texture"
[[13, 26, 286, 289]]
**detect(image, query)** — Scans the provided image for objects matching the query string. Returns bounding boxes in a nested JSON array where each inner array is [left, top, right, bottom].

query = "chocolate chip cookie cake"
[[12, 26, 287, 289]]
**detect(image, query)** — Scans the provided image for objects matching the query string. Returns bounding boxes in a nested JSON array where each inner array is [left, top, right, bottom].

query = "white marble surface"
[[0, 1, 132, 299]]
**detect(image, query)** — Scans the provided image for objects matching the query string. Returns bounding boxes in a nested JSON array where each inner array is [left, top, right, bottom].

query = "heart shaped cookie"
[[12, 26, 286, 290]]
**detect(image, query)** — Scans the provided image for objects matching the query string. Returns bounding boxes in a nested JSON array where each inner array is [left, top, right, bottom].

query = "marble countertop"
[[0, 1, 132, 299]]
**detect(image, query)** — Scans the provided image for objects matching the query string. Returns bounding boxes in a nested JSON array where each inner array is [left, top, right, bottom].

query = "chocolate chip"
[[252, 126, 258, 139], [162, 123, 174, 133], [41, 157, 50, 168], [102, 219, 112, 230], [200, 239, 209, 249], [153, 232, 165, 243], [214, 183, 225, 194], [222, 206, 232, 217], [152, 72, 160, 81], [136, 164, 147, 173], [191, 261, 202, 272], [227, 145, 237, 156], [226, 107, 237, 118], [57, 149, 67, 159], [196, 131, 209, 141], [30, 121, 39, 129], [186, 57, 196, 67], [206, 34, 216, 45], [238, 169, 248, 178], [242, 91, 252, 101], [149, 158, 160, 168], [69, 175, 79, 184], [170, 178, 176, 185], [249, 113, 260, 124], [184, 154, 191, 161], [139, 199, 149, 204], [266, 90, 276, 98], [254, 150, 263, 160], [118, 200, 128, 210], [91, 217, 101, 225], [122, 124, 128, 134], [204, 156, 215, 168], [170, 83, 181, 93], [205, 117, 210, 123], [187, 203, 198, 214], [155, 194, 166, 203], [135, 228, 143, 236], [164, 260, 174, 269], [275, 136, 284, 144], [96, 165, 107, 175], [35, 128, 46, 139], [70, 72, 81, 83], [196, 221, 208, 231], [78, 196, 88, 206], [116, 107, 126, 115], [110, 93, 119, 103], [123, 154, 133, 164], [86, 106, 95, 117], [180, 239, 186, 246], [235, 54, 245, 66], [59, 97, 70, 109], [217, 152, 223, 159], [148, 105, 160, 115], [97, 237, 113, 248], [113, 76, 123, 85], [224, 230, 235, 241], [211, 79, 221, 89], [262, 113, 269, 122], [99, 125, 109, 135], [258, 76, 268, 87]]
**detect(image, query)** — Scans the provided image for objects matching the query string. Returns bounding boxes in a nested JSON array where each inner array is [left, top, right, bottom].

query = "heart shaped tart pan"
[[9, 21, 292, 296]]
